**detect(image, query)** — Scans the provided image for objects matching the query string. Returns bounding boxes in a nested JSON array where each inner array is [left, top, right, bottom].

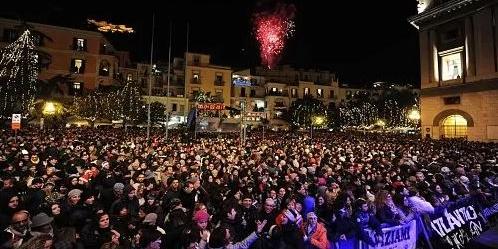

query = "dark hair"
[[138, 228, 161, 248], [208, 226, 228, 248]]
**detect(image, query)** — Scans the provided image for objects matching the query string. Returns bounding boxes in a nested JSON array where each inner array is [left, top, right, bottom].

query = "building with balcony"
[[409, 0, 498, 141], [0, 18, 127, 95], [253, 65, 342, 119], [170, 53, 232, 109]]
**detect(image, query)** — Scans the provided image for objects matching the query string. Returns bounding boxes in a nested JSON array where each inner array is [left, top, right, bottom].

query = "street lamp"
[[310, 115, 325, 144], [408, 109, 420, 122], [42, 102, 56, 115]]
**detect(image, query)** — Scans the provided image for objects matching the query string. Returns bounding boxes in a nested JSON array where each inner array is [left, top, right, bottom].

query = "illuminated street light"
[[408, 109, 420, 121], [375, 119, 386, 127], [312, 115, 325, 126], [42, 102, 56, 115]]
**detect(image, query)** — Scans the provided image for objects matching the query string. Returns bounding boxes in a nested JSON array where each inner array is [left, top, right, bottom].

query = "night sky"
[[2, 0, 420, 87]]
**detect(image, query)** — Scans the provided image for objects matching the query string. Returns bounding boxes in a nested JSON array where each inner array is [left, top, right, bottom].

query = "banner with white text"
[[365, 219, 417, 249], [426, 197, 487, 249]]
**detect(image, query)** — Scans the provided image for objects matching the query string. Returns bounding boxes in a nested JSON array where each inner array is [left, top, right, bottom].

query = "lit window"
[[71, 59, 85, 74], [442, 115, 467, 138], [439, 48, 463, 81], [192, 71, 200, 83], [75, 38, 86, 51], [304, 88, 310, 96], [317, 89, 323, 97], [215, 73, 223, 85], [73, 82, 81, 90], [291, 88, 297, 98], [272, 87, 277, 92], [127, 74, 133, 82], [99, 60, 110, 76]]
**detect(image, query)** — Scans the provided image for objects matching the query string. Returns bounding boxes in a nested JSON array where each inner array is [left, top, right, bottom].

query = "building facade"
[[409, 0, 498, 141], [0, 18, 125, 95], [179, 53, 232, 108], [252, 65, 342, 119]]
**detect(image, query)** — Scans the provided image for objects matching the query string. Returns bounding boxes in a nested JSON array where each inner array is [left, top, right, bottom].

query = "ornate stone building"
[[409, 0, 498, 141]]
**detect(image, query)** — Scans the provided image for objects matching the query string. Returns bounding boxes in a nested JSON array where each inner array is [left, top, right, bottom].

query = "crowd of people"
[[0, 127, 497, 249]]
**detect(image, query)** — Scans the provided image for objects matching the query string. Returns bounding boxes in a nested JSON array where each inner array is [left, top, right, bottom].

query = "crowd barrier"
[[332, 197, 497, 249]]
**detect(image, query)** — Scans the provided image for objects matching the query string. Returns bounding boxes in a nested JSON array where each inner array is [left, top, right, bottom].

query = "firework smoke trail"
[[253, 3, 296, 69]]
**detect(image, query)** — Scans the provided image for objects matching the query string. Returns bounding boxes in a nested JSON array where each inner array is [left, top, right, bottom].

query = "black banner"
[[426, 197, 488, 249]]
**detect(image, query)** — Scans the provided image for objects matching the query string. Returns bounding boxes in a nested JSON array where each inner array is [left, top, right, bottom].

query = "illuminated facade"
[[0, 18, 126, 95], [409, 0, 498, 141], [180, 53, 232, 108], [253, 65, 343, 119]]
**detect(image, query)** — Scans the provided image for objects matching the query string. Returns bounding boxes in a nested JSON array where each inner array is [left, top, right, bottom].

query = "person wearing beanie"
[[181, 210, 211, 249], [67, 189, 82, 206], [142, 213, 165, 235], [192, 210, 210, 225], [301, 212, 329, 249]]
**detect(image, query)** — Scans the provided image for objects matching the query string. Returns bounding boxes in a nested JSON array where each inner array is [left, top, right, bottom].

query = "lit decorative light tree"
[[288, 96, 327, 128], [72, 82, 143, 125], [118, 81, 143, 125], [0, 29, 39, 116]]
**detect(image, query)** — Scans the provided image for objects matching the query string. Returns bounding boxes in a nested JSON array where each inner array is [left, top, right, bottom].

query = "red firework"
[[253, 3, 296, 69]]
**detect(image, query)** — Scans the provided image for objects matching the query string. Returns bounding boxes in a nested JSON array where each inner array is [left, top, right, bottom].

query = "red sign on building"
[[197, 103, 225, 110]]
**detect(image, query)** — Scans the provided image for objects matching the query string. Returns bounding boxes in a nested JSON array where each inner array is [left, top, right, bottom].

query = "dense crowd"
[[0, 127, 497, 249]]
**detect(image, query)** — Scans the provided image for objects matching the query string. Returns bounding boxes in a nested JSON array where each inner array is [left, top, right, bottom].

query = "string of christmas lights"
[[0, 29, 39, 117], [72, 82, 142, 123]]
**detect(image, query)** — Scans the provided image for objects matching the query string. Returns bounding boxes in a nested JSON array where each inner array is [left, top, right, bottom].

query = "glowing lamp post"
[[408, 109, 420, 122], [42, 101, 60, 129], [310, 115, 325, 144], [375, 119, 386, 127], [42, 102, 56, 115], [408, 109, 421, 129]]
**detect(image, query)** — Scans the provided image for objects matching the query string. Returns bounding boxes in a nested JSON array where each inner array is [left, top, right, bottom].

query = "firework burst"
[[253, 3, 296, 69]]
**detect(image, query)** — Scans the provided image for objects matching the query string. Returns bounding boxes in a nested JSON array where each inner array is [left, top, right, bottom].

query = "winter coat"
[[80, 225, 112, 249], [302, 222, 329, 249], [270, 224, 305, 249]]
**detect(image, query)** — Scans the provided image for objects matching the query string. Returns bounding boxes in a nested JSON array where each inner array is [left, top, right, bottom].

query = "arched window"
[[441, 115, 467, 138], [99, 60, 111, 76]]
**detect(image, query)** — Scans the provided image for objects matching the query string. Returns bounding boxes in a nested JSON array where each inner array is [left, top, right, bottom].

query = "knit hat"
[[113, 182, 125, 192], [143, 213, 158, 225], [307, 212, 317, 220], [193, 210, 210, 223], [67, 189, 82, 199], [31, 212, 53, 228]]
